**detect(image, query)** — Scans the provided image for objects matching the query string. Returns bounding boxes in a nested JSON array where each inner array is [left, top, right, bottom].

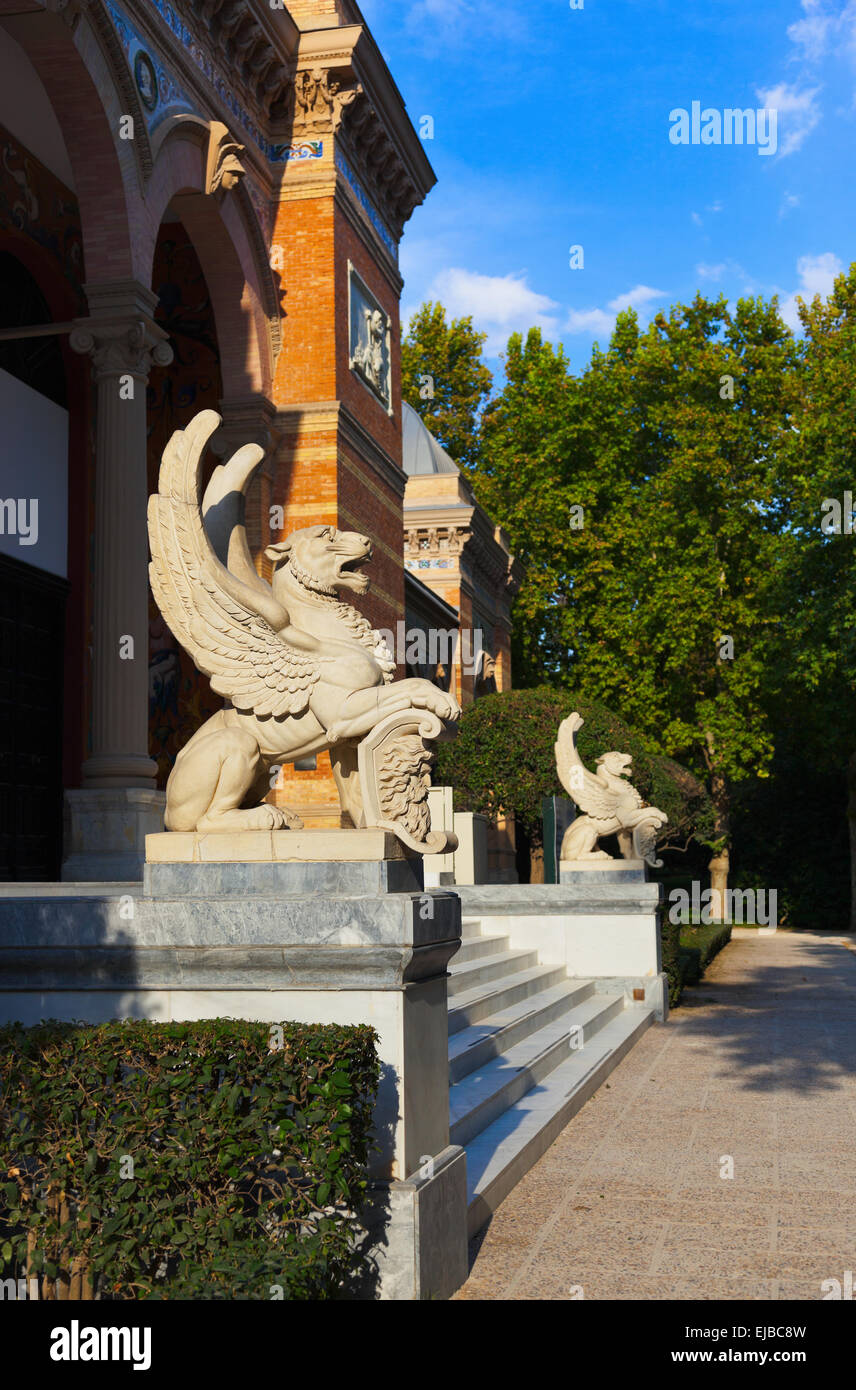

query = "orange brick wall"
[[264, 184, 407, 822]]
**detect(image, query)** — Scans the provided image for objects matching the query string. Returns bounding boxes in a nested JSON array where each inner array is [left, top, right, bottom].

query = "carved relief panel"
[[348, 262, 392, 414]]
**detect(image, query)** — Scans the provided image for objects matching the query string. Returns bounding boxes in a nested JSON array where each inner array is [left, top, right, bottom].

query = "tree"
[[472, 296, 801, 909], [767, 264, 856, 926], [401, 302, 492, 469]]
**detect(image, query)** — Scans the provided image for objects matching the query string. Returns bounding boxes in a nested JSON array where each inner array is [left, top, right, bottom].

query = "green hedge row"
[[679, 922, 733, 987], [0, 1018, 379, 1300], [660, 916, 733, 1006]]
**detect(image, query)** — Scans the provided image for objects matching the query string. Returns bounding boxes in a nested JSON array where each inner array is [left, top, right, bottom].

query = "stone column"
[[62, 282, 173, 881]]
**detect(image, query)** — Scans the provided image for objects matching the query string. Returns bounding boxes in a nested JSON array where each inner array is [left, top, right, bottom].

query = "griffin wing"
[[555, 712, 621, 824], [148, 410, 320, 719]]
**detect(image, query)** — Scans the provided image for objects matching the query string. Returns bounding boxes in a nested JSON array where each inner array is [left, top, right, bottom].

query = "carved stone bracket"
[[292, 67, 362, 136], [205, 121, 247, 194], [357, 709, 458, 856]]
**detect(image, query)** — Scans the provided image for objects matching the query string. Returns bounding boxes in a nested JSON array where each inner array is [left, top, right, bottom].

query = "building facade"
[[0, 0, 435, 878]]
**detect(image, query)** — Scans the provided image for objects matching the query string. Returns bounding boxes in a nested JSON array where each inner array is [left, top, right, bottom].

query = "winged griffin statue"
[[147, 410, 460, 853], [555, 712, 668, 867]]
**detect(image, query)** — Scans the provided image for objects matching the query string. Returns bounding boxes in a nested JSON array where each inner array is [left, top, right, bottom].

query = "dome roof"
[[401, 401, 459, 476]]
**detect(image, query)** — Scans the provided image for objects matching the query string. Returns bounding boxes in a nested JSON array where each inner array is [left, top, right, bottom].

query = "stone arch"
[[143, 118, 277, 398], [0, 5, 144, 284]]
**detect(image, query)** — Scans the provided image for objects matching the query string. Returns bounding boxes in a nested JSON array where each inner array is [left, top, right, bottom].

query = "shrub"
[[679, 922, 733, 986], [436, 686, 714, 849], [0, 1018, 380, 1300]]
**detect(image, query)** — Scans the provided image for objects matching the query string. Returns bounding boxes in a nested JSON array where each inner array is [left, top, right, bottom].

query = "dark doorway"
[[0, 553, 68, 879]]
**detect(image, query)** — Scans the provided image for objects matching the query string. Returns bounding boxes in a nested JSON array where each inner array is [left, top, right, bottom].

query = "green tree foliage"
[[475, 297, 801, 899], [401, 301, 492, 469], [410, 269, 856, 921]]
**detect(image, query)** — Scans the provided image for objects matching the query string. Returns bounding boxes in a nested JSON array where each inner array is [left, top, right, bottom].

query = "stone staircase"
[[449, 913, 655, 1236]]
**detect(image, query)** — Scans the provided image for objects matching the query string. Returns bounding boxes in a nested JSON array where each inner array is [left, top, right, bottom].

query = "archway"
[[147, 216, 225, 788]]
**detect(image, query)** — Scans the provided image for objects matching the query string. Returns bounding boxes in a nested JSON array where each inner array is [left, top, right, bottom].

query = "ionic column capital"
[[70, 319, 173, 381]]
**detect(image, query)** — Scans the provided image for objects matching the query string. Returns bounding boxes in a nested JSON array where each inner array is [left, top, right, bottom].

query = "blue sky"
[[358, 0, 856, 370]]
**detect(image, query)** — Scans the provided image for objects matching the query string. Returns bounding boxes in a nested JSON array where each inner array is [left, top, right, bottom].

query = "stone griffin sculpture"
[[147, 410, 460, 853], [554, 712, 668, 867]]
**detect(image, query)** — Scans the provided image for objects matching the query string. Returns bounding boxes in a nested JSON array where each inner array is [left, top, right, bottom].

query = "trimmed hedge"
[[0, 1018, 379, 1300], [679, 922, 733, 987], [661, 916, 734, 1006], [660, 912, 683, 1008]]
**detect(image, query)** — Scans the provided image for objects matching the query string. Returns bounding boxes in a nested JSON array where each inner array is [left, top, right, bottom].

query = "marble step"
[[448, 963, 569, 1035], [460, 916, 484, 941], [449, 992, 626, 1149], [464, 1006, 655, 1237], [454, 934, 511, 965], [447, 948, 539, 998], [448, 978, 597, 1084]]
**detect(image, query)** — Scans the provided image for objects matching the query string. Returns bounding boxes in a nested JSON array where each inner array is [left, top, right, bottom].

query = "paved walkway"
[[454, 928, 856, 1300]]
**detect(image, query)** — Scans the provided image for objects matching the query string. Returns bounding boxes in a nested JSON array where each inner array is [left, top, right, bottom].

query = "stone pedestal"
[[423, 786, 455, 886], [61, 788, 166, 881], [559, 857, 648, 885], [453, 812, 489, 885], [0, 833, 468, 1298]]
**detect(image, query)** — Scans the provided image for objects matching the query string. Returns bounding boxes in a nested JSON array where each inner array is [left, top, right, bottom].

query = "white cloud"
[[565, 285, 666, 340], [779, 191, 801, 217], [422, 266, 560, 354], [787, 0, 837, 61], [607, 284, 666, 313], [779, 251, 843, 327], [691, 211, 703, 226], [696, 262, 728, 280], [786, 0, 856, 63], [757, 81, 823, 155], [565, 307, 615, 337]]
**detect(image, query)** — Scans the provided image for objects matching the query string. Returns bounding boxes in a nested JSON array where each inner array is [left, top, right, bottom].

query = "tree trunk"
[[705, 733, 731, 922], [529, 844, 545, 884], [709, 849, 730, 923]]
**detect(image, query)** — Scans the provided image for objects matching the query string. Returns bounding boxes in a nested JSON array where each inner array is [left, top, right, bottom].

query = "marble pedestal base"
[[0, 848, 467, 1299], [62, 788, 165, 881]]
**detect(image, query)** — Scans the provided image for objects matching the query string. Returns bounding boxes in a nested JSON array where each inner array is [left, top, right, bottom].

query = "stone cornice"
[[404, 494, 521, 597]]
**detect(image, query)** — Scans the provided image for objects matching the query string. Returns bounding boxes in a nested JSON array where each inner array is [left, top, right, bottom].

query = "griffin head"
[[596, 751, 634, 779], [265, 525, 373, 598]]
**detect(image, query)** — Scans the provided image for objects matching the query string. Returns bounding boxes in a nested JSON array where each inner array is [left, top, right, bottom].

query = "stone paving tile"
[[454, 928, 856, 1301]]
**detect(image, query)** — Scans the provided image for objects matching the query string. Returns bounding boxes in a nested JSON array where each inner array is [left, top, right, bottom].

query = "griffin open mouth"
[[336, 553, 371, 590]]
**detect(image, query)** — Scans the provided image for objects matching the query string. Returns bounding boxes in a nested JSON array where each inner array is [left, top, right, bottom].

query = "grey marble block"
[[144, 856, 424, 898], [455, 881, 662, 914], [559, 860, 648, 886], [0, 889, 461, 990]]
